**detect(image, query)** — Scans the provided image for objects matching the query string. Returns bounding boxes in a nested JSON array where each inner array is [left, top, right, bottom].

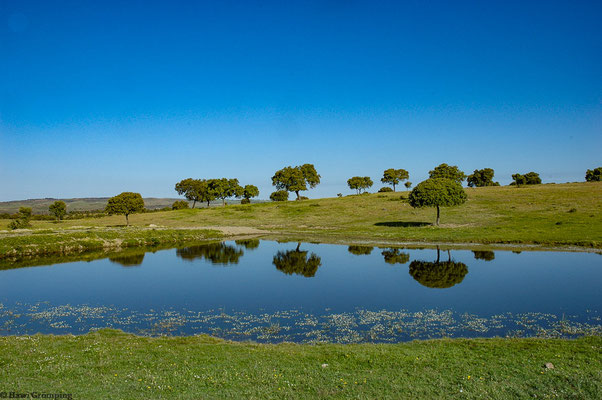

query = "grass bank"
[[0, 330, 599, 399], [1, 182, 601, 253], [0, 228, 222, 261]]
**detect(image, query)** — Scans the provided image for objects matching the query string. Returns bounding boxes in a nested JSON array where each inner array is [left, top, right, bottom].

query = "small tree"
[[408, 178, 467, 225], [378, 187, 393, 193], [467, 168, 499, 187], [172, 200, 189, 210], [105, 192, 145, 225], [272, 164, 321, 200], [512, 172, 541, 186], [381, 168, 409, 191], [585, 167, 602, 182], [49, 200, 67, 221], [404, 181, 412, 190], [270, 190, 289, 201], [241, 185, 259, 203], [8, 207, 32, 230], [429, 163, 466, 184], [347, 176, 373, 194]]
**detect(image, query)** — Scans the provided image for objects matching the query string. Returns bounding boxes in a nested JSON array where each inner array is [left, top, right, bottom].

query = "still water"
[[0, 240, 600, 342]]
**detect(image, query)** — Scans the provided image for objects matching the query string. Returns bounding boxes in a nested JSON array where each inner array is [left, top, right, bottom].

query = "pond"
[[1, 240, 601, 343]]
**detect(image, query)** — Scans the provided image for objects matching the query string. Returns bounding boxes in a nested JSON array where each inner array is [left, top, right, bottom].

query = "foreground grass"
[[1, 182, 601, 251], [0, 330, 599, 399]]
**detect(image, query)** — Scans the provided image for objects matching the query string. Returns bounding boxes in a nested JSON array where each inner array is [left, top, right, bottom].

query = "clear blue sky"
[[1, 0, 600, 201]]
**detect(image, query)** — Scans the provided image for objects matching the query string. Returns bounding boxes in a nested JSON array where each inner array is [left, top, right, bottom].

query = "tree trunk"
[[222, 198, 226, 206], [125, 214, 129, 226], [295, 191, 300, 200], [207, 200, 210, 207], [296, 242, 301, 252], [447, 250, 451, 262], [436, 246, 440, 263], [192, 200, 196, 209], [436, 205, 440, 226], [393, 183, 396, 192]]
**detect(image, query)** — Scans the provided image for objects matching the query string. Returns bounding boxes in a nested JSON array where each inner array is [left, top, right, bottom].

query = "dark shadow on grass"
[[374, 221, 431, 228]]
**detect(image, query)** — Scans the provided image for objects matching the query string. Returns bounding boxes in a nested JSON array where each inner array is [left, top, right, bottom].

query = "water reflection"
[[408, 248, 468, 288], [381, 248, 410, 265], [273, 243, 322, 277], [176, 243, 243, 265], [473, 250, 495, 261], [108, 253, 145, 267], [235, 239, 260, 250], [348, 245, 374, 255]]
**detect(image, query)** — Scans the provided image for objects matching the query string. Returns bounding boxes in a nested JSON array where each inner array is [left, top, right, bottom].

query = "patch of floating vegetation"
[[0, 302, 600, 342]]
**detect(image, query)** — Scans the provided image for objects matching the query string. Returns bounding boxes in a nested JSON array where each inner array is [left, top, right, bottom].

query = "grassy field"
[[0, 330, 599, 399], [2, 182, 601, 251], [0, 228, 222, 262]]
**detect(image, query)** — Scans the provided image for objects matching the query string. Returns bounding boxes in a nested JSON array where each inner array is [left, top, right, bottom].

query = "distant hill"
[[0, 197, 185, 214]]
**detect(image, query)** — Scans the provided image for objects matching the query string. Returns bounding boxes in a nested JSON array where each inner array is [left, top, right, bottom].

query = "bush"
[[172, 200, 190, 210], [270, 190, 289, 202], [8, 207, 32, 230], [378, 187, 393, 193], [240, 198, 251, 204]]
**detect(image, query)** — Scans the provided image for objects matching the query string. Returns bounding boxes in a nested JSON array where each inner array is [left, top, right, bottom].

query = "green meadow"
[[0, 330, 600, 399]]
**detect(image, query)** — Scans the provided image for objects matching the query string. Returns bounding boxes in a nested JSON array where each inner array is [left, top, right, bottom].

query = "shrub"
[[8, 207, 32, 230], [240, 198, 251, 204], [172, 200, 190, 210], [378, 187, 393, 193], [270, 190, 289, 202]]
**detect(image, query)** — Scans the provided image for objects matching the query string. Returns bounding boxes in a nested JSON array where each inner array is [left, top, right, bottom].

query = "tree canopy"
[[209, 178, 243, 206], [8, 207, 32, 230], [585, 167, 602, 182], [105, 192, 144, 225], [49, 200, 67, 221], [272, 164, 320, 200], [408, 178, 467, 225], [381, 168, 409, 191], [467, 168, 499, 187], [512, 172, 541, 187], [175, 178, 214, 208], [429, 163, 466, 183], [242, 185, 260, 200], [347, 176, 373, 194]]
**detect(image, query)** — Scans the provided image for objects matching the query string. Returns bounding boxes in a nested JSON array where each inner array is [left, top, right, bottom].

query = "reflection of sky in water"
[[0, 241, 600, 341]]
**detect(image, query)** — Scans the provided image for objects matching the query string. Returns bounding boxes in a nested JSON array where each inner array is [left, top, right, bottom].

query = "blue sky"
[[1, 0, 600, 201]]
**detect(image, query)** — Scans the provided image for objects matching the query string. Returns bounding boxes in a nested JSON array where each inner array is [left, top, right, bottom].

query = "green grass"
[[0, 228, 222, 261], [0, 330, 599, 399], [2, 182, 601, 249]]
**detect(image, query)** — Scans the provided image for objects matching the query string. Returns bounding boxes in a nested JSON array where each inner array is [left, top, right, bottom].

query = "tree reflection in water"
[[235, 239, 260, 250], [381, 248, 410, 264], [273, 243, 322, 277], [347, 245, 374, 255], [408, 247, 468, 288], [472, 250, 495, 261], [176, 243, 243, 265], [108, 253, 145, 267]]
